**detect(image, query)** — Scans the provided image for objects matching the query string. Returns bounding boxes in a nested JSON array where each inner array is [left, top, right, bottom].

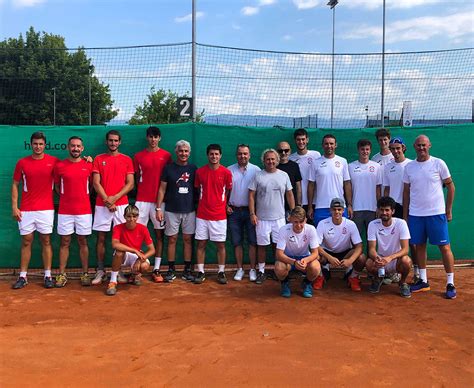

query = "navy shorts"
[[408, 214, 450, 245], [228, 207, 257, 247]]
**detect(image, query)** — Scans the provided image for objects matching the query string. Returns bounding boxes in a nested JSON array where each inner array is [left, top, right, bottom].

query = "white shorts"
[[195, 218, 227, 242], [256, 218, 286, 246], [121, 252, 150, 268], [57, 214, 92, 236], [92, 205, 127, 232], [18, 210, 54, 235], [136, 201, 165, 230], [165, 211, 196, 236], [382, 258, 398, 275]]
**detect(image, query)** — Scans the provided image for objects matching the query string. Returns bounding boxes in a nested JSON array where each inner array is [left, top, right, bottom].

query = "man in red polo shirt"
[[11, 131, 59, 289], [53, 136, 93, 287], [91, 130, 134, 285], [133, 126, 171, 283]]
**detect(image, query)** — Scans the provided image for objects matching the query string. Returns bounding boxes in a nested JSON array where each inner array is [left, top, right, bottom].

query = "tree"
[[0, 27, 117, 125], [128, 87, 204, 124]]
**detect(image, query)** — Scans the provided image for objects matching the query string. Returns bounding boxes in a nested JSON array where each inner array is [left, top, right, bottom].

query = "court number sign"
[[177, 97, 193, 118]]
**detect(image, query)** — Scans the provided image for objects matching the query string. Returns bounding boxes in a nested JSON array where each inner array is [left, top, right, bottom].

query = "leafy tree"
[[0, 27, 117, 125], [129, 87, 204, 124]]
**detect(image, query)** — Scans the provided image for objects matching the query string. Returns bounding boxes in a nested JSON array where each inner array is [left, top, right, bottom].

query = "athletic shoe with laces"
[[280, 280, 291, 298], [255, 271, 265, 285], [410, 279, 430, 293], [164, 269, 177, 283], [91, 269, 106, 285], [151, 270, 164, 283], [106, 282, 117, 296], [383, 272, 401, 285], [44, 276, 54, 289], [445, 283, 457, 299], [80, 273, 92, 287], [369, 278, 383, 294], [312, 275, 324, 290], [302, 280, 313, 298], [348, 276, 362, 292], [249, 269, 257, 282], [12, 276, 28, 289], [55, 273, 68, 288], [117, 272, 128, 284], [181, 270, 194, 282], [399, 283, 411, 298], [233, 268, 245, 281], [130, 273, 143, 286], [217, 271, 228, 285], [193, 271, 206, 284]]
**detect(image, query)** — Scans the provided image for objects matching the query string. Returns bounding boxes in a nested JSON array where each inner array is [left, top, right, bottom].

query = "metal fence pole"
[[381, 0, 386, 127], [192, 0, 197, 121]]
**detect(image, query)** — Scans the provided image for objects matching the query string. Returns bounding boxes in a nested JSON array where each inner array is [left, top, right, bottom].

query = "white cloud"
[[292, 0, 320, 10], [344, 12, 473, 44], [12, 0, 46, 7], [174, 11, 204, 23], [259, 0, 277, 5], [241, 6, 259, 16], [343, 0, 443, 10]]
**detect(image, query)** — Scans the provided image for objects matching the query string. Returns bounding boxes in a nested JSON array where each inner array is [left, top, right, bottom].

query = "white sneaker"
[[249, 269, 257, 282], [117, 272, 128, 284], [233, 268, 245, 281], [91, 270, 106, 285]]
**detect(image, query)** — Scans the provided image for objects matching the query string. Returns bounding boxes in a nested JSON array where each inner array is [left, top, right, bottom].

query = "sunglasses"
[[277, 148, 290, 153]]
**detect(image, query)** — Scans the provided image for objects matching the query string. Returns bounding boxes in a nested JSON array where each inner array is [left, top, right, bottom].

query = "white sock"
[[110, 271, 118, 283], [446, 273, 454, 285], [258, 262, 265, 272], [20, 271, 27, 278], [413, 265, 420, 276], [218, 265, 225, 273], [350, 269, 359, 278], [197, 264, 204, 273], [323, 263, 330, 271], [345, 266, 353, 274], [420, 268, 428, 283], [154, 257, 162, 271], [44, 270, 51, 278]]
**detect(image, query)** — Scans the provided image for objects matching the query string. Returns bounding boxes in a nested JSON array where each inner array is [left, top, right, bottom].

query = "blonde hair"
[[124, 204, 139, 217], [289, 206, 306, 221]]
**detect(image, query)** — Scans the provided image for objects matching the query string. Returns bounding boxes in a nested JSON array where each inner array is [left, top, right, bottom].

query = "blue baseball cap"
[[389, 137, 405, 145]]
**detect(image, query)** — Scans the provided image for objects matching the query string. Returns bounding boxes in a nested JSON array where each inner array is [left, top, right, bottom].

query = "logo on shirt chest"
[[289, 235, 296, 242], [369, 166, 375, 172], [335, 161, 341, 168], [176, 172, 190, 184], [320, 161, 327, 168], [342, 227, 347, 234], [102, 161, 107, 166]]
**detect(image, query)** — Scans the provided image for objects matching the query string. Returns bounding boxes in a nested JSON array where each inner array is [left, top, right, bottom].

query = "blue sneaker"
[[410, 279, 430, 293], [445, 283, 457, 299], [302, 280, 313, 298], [280, 280, 291, 298]]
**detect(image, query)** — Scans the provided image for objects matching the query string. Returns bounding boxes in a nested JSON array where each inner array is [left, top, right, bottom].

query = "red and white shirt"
[[134, 148, 171, 203], [13, 154, 59, 211], [195, 165, 233, 221], [92, 153, 134, 207], [112, 223, 153, 251], [54, 159, 93, 215]]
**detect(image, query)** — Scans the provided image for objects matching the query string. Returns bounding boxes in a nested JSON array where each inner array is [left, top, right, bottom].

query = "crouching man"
[[274, 206, 321, 298], [106, 205, 155, 296]]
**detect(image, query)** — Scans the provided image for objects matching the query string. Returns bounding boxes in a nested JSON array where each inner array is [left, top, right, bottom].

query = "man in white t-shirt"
[[307, 134, 352, 227], [366, 196, 412, 298], [371, 128, 394, 167], [403, 135, 456, 299], [275, 206, 321, 298], [349, 139, 382, 239], [289, 128, 321, 221], [315, 198, 365, 292]]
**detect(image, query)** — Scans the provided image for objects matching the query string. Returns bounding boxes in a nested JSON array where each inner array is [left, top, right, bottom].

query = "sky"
[[0, 0, 473, 53]]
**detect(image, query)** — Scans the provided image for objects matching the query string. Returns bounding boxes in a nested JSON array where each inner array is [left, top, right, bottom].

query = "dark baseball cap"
[[389, 137, 405, 145], [330, 198, 345, 208]]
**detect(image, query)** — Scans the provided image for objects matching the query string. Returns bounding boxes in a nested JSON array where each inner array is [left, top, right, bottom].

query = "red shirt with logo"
[[13, 154, 59, 211], [195, 165, 233, 221], [112, 223, 153, 251], [54, 159, 93, 215], [92, 153, 134, 207], [134, 148, 172, 203]]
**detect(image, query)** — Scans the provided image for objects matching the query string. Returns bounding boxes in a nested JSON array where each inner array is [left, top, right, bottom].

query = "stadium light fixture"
[[327, 0, 338, 129], [327, 0, 338, 9]]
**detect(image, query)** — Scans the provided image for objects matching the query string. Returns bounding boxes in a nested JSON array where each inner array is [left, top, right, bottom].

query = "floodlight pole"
[[381, 0, 386, 127], [327, 0, 338, 130], [192, 0, 197, 121]]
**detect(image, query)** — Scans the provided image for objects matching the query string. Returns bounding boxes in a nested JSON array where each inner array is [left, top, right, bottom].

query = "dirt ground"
[[0, 268, 472, 388]]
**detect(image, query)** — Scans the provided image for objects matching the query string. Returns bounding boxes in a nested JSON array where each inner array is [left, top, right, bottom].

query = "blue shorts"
[[314, 207, 348, 226], [228, 207, 257, 247], [408, 214, 450, 246], [288, 255, 307, 272]]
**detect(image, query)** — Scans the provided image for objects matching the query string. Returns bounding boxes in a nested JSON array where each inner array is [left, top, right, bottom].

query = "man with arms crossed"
[[403, 135, 456, 299], [92, 130, 134, 285], [11, 131, 58, 289], [134, 126, 171, 283], [193, 144, 233, 285], [227, 144, 260, 281], [249, 149, 294, 284], [289, 128, 320, 219], [156, 140, 197, 282], [54, 136, 93, 287], [275, 206, 321, 298], [315, 198, 365, 291], [366, 196, 412, 298]]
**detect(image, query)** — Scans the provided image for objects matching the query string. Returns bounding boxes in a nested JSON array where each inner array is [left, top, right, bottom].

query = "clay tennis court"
[[1, 266, 472, 387]]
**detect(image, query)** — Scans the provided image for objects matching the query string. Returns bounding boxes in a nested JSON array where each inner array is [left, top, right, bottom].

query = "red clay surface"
[[0, 268, 472, 387]]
